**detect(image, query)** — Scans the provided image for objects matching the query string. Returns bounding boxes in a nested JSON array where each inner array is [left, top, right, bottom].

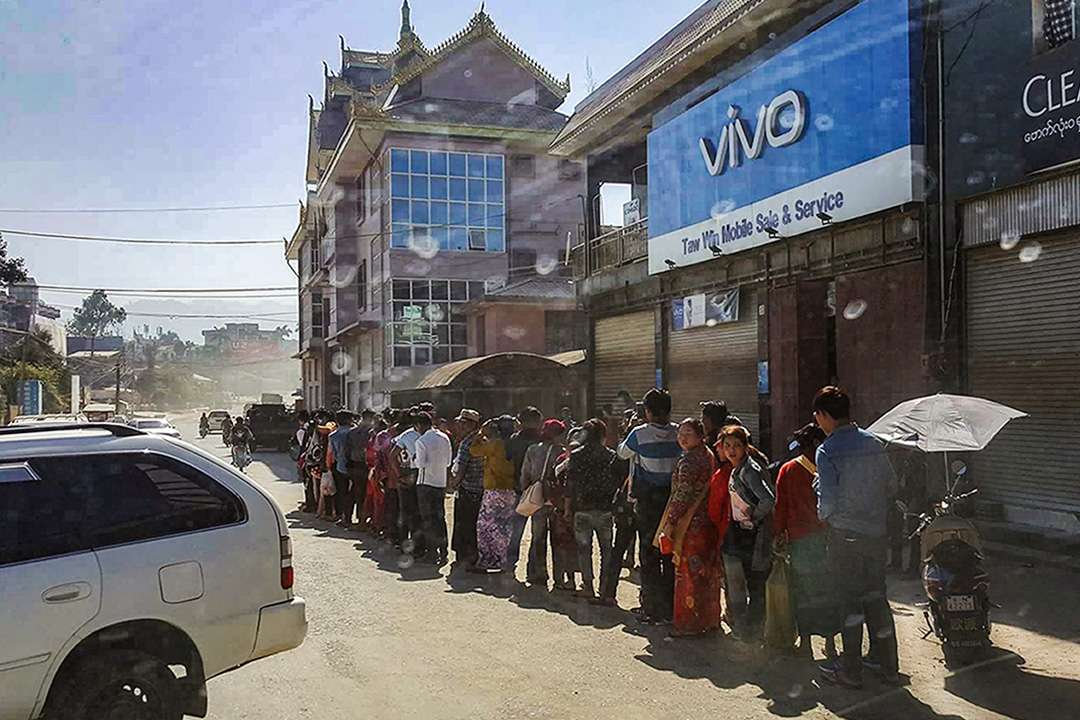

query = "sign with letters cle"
[[646, 0, 924, 274]]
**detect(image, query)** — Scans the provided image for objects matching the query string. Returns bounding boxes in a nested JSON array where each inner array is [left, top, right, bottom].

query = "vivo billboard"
[[647, 0, 925, 274]]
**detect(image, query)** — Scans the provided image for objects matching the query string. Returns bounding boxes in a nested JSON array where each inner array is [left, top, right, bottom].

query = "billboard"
[[670, 288, 740, 331]]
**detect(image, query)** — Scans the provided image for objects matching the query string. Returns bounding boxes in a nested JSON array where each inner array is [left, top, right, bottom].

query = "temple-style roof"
[[375, 7, 570, 100], [386, 97, 567, 133]]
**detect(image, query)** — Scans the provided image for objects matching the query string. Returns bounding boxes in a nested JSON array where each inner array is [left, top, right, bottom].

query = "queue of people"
[[293, 383, 901, 691]]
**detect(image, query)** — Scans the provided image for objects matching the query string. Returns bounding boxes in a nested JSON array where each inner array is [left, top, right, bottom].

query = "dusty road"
[[180, 418, 1080, 720]]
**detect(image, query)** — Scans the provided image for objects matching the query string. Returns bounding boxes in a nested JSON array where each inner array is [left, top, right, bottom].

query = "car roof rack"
[[0, 422, 145, 438]]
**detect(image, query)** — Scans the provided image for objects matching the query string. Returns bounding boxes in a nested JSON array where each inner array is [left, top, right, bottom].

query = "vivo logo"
[[699, 90, 808, 176]]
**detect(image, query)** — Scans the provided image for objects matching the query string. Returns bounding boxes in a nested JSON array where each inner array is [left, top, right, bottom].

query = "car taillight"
[[280, 535, 294, 590]]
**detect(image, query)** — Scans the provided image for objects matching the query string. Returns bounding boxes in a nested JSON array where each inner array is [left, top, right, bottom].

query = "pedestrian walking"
[[618, 388, 681, 625], [564, 419, 618, 602], [414, 411, 453, 565], [773, 423, 839, 660], [469, 415, 518, 573], [519, 419, 567, 587], [718, 424, 774, 640], [450, 409, 485, 570], [813, 386, 900, 688], [657, 419, 720, 637]]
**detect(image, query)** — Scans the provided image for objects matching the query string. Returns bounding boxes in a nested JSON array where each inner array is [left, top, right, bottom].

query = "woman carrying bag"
[[516, 419, 567, 587]]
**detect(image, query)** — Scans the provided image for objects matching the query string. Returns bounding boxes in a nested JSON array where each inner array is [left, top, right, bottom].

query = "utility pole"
[[114, 348, 122, 417]]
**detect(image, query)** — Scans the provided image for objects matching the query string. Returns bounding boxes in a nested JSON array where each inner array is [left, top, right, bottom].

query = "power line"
[[0, 203, 296, 214], [15, 283, 295, 294], [1, 229, 281, 246], [50, 303, 296, 321]]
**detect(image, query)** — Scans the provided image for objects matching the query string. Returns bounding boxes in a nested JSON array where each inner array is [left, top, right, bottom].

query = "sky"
[[1, 0, 702, 340]]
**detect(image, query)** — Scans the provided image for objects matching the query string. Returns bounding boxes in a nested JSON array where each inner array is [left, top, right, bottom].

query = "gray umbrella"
[[867, 393, 1027, 452]]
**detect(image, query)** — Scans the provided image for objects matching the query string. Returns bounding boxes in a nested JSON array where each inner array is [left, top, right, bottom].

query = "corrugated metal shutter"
[[594, 311, 656, 410], [966, 235, 1080, 513], [666, 292, 759, 438]]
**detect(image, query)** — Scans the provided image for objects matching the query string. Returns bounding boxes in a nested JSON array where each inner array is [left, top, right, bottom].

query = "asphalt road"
[[174, 415, 1080, 720]]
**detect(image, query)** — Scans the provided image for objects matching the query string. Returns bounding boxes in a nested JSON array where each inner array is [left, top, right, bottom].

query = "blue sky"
[[1, 0, 699, 339]]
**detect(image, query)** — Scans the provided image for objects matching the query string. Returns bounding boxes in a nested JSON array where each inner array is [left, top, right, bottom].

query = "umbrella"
[[867, 393, 1027, 453]]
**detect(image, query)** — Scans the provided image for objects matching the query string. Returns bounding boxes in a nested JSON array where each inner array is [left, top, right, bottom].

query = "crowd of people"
[[291, 384, 902, 691]]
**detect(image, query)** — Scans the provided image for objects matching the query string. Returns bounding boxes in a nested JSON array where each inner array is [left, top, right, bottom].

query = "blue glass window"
[[411, 200, 430, 224], [467, 154, 485, 178], [486, 229, 505, 252], [449, 178, 467, 201], [468, 179, 485, 202], [391, 174, 409, 198], [430, 201, 448, 225], [468, 203, 486, 226], [486, 155, 503, 179], [392, 199, 410, 223], [429, 176, 447, 200], [448, 202, 467, 225], [432, 226, 449, 250], [391, 149, 409, 173], [449, 153, 467, 176], [391, 224, 410, 248], [486, 180, 503, 202], [410, 149, 429, 174], [449, 227, 468, 251], [487, 204, 503, 228], [410, 175, 428, 198], [430, 152, 448, 175]]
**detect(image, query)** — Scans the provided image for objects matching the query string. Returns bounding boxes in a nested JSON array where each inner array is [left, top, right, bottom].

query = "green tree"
[[0, 233, 29, 285], [68, 290, 127, 357], [0, 363, 63, 414]]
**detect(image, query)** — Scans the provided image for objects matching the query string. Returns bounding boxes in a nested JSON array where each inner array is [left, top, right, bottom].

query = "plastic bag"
[[764, 546, 797, 649], [320, 472, 336, 496]]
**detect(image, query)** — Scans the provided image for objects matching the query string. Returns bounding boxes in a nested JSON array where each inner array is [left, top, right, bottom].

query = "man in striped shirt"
[[618, 388, 681, 625]]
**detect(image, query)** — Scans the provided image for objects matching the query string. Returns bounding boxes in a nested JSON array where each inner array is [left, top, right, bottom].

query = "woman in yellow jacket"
[[469, 415, 518, 572]]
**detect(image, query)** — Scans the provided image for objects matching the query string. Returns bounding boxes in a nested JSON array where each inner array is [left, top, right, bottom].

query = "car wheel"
[[48, 649, 183, 720]]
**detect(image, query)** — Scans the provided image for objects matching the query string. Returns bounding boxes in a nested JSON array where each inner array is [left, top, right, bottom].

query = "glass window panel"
[[392, 199, 410, 223], [487, 204, 504, 228], [393, 301, 410, 320], [468, 228, 486, 250], [411, 200, 429, 224], [449, 227, 468, 251], [431, 226, 448, 251], [449, 178, 467, 201], [431, 280, 449, 300], [393, 279, 411, 299], [467, 154, 485, 178], [486, 155, 503, 179], [430, 152, 448, 175], [449, 303, 466, 323], [410, 175, 428, 198], [450, 280, 467, 300], [451, 346, 467, 361], [410, 149, 429, 174], [430, 201, 448, 226], [433, 347, 450, 365], [486, 180, 503, 201], [451, 324, 467, 345], [468, 179, 485, 202], [468, 281, 484, 299], [468, 203, 486, 226], [414, 346, 431, 365], [436, 324, 450, 345], [391, 149, 409, 173], [394, 347, 412, 367], [391, 173, 410, 198], [411, 280, 430, 300], [391, 224, 410, 248], [449, 202, 467, 225], [429, 176, 448, 200], [486, 229, 505, 252], [448, 153, 467, 176], [426, 302, 449, 323]]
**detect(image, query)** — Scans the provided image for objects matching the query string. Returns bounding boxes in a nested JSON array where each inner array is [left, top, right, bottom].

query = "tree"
[[68, 290, 126, 357], [0, 233, 29, 285]]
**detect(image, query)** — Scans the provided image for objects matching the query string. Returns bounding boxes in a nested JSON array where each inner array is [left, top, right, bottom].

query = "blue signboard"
[[20, 379, 43, 416], [647, 0, 923, 273]]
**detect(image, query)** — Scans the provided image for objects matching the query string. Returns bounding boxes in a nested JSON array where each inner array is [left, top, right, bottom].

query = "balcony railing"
[[569, 217, 648, 279]]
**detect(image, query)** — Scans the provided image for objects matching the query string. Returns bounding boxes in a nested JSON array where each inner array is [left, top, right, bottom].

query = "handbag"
[[516, 446, 554, 516]]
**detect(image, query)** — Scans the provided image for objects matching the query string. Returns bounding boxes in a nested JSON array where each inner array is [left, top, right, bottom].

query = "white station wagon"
[[0, 423, 307, 720]]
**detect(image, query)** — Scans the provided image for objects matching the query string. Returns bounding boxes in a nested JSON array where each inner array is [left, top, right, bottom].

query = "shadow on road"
[[943, 650, 1080, 720]]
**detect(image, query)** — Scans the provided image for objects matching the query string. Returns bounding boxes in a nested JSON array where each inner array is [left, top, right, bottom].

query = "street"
[[175, 416, 1080, 720]]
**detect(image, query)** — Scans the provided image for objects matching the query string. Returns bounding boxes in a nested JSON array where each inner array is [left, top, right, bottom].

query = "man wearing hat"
[[449, 409, 485, 570]]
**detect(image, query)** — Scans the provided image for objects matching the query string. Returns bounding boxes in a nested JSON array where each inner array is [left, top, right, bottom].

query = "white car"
[[0, 423, 307, 720], [130, 418, 182, 439]]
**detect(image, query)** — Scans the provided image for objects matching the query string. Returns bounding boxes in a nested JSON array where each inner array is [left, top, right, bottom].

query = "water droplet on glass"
[[814, 114, 835, 132], [705, 318, 717, 327], [1017, 603, 1031, 617], [787, 684, 804, 699], [999, 231, 1020, 251], [972, 201, 989, 215], [503, 325, 527, 341], [966, 171, 985, 186], [536, 255, 558, 276], [409, 232, 440, 260], [768, 32, 777, 40], [464, 69, 473, 78], [328, 264, 358, 288], [711, 199, 737, 219], [424, 103, 437, 113], [426, 304, 445, 322], [842, 300, 867, 321], [331, 351, 352, 376], [901, 217, 917, 235], [875, 627, 895, 638], [1018, 242, 1042, 263], [788, 440, 800, 451], [879, 97, 899, 111], [778, 107, 797, 129], [845, 613, 866, 627], [959, 132, 979, 144], [397, 554, 415, 569]]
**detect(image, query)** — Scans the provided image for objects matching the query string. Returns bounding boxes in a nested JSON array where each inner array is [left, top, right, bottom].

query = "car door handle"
[[42, 582, 92, 604]]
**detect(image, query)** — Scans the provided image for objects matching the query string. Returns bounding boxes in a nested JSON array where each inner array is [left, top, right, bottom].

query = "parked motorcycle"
[[898, 464, 990, 666]]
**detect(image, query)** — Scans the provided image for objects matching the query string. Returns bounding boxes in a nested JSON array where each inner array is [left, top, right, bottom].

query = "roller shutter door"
[[594, 311, 656, 411], [966, 235, 1080, 513], [666, 292, 759, 438]]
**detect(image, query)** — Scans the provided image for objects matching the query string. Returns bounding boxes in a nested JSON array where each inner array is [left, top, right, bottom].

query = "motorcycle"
[[898, 464, 990, 666], [232, 444, 252, 471], [199, 423, 209, 439]]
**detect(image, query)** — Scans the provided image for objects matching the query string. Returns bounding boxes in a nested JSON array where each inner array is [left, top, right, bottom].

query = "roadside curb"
[[982, 540, 1080, 574]]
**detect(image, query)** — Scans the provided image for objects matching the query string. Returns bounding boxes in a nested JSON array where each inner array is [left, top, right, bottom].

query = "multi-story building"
[[287, 1, 585, 412]]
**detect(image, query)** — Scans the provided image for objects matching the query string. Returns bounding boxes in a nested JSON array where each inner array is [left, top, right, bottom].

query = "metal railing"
[[569, 217, 648, 278]]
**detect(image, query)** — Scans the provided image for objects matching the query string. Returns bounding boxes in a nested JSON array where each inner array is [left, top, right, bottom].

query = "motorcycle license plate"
[[946, 595, 976, 612], [950, 616, 979, 632]]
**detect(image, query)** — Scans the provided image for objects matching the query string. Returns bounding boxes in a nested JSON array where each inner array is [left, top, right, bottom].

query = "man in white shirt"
[[414, 411, 453, 565], [393, 411, 424, 556]]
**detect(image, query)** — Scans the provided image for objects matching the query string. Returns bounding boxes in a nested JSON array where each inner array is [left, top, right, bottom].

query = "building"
[[552, 0, 935, 458], [201, 323, 290, 361], [286, 1, 585, 412], [942, 0, 1080, 533], [464, 275, 583, 357]]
